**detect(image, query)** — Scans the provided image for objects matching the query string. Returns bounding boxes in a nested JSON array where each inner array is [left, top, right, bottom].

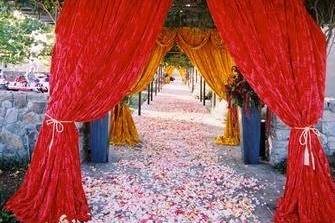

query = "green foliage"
[[165, 0, 214, 28], [163, 46, 193, 68], [0, 0, 54, 65], [14, 0, 63, 21], [128, 93, 149, 109], [226, 66, 262, 110], [0, 210, 17, 223]]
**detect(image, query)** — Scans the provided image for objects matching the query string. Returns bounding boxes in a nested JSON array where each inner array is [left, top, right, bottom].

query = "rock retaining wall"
[[270, 97, 335, 165], [0, 91, 87, 165]]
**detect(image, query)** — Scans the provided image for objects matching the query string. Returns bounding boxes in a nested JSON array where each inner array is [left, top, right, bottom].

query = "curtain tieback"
[[293, 126, 321, 170], [45, 114, 73, 150]]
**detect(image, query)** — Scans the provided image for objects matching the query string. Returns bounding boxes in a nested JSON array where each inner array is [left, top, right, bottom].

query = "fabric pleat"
[[176, 27, 240, 146], [110, 103, 140, 145], [5, 1, 172, 222], [215, 105, 240, 145], [207, 0, 335, 222], [110, 28, 176, 146]]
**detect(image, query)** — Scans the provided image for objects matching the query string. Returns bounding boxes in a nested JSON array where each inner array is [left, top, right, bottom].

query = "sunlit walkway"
[[82, 77, 284, 223]]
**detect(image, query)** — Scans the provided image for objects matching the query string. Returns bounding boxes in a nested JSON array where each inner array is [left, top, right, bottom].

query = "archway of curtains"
[[5, 1, 172, 223], [4, 1, 331, 223], [110, 27, 239, 147], [207, 0, 335, 222], [176, 27, 240, 145], [110, 28, 176, 145]]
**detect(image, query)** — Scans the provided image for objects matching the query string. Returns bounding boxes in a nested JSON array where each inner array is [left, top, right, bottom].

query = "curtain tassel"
[[294, 126, 321, 170]]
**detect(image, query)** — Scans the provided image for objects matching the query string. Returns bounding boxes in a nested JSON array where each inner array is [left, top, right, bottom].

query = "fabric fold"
[[5, 1, 172, 222], [110, 102, 141, 145], [176, 27, 239, 145], [207, 0, 335, 221]]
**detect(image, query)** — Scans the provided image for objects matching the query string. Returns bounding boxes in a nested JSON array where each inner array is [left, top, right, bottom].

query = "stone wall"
[[0, 91, 47, 164], [0, 91, 87, 165], [270, 97, 335, 165]]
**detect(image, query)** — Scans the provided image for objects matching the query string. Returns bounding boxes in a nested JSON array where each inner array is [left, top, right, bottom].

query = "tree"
[[0, 0, 54, 65], [305, 0, 335, 55]]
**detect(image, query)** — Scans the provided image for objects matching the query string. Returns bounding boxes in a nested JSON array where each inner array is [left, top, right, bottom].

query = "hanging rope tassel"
[[45, 114, 73, 150], [294, 126, 321, 170]]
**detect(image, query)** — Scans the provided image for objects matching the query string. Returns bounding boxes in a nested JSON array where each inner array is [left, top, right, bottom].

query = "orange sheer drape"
[[110, 29, 176, 145], [176, 27, 239, 145]]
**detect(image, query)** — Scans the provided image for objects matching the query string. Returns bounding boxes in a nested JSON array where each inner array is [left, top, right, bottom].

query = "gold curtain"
[[130, 28, 176, 93], [164, 65, 175, 84], [215, 106, 240, 145], [178, 67, 187, 83], [110, 101, 140, 145], [176, 27, 240, 145], [110, 28, 176, 145]]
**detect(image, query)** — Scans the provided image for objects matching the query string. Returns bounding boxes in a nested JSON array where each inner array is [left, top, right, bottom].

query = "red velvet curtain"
[[207, 0, 335, 222], [5, 1, 171, 223]]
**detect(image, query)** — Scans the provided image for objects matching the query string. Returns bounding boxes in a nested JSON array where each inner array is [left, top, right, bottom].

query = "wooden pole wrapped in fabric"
[[90, 113, 109, 163], [4, 0, 172, 222], [241, 106, 261, 164]]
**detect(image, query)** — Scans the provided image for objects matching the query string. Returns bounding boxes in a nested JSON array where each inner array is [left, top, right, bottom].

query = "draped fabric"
[[176, 27, 239, 145], [208, 0, 335, 222], [130, 28, 176, 94], [5, 1, 172, 222], [110, 102, 140, 145], [110, 28, 176, 146], [178, 67, 188, 83], [215, 106, 240, 145], [164, 65, 175, 83]]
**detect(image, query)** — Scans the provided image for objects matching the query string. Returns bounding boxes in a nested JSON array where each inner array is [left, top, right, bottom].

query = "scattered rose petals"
[[82, 79, 284, 222]]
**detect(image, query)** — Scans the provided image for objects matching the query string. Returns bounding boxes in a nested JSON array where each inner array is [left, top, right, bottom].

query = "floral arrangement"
[[225, 66, 262, 111]]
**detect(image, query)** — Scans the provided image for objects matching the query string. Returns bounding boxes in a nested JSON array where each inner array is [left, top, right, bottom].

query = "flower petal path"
[[82, 77, 285, 223]]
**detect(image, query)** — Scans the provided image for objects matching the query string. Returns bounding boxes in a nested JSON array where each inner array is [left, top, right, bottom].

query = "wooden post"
[[158, 67, 162, 92], [155, 73, 158, 96], [203, 80, 206, 106], [200, 76, 203, 102], [138, 92, 142, 116], [160, 66, 163, 91], [157, 70, 160, 93], [147, 84, 150, 105], [151, 81, 154, 101], [90, 113, 109, 163], [213, 93, 217, 108], [191, 68, 195, 92]]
